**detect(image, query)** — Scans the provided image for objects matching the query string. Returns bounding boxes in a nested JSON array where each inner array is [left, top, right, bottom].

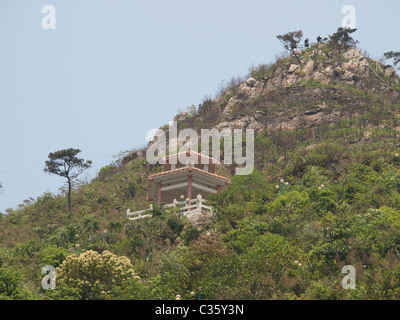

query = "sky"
[[0, 0, 399, 213]]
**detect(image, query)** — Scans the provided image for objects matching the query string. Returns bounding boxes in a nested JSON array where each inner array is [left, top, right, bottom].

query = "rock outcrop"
[[204, 45, 400, 134], [144, 44, 400, 156]]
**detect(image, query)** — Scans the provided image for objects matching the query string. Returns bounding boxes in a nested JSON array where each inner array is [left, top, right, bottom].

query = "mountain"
[[1, 41, 400, 300], [174, 44, 399, 134]]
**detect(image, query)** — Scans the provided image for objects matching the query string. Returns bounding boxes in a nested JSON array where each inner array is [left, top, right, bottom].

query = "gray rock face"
[[175, 111, 188, 121], [246, 77, 257, 87], [215, 113, 265, 132], [188, 211, 213, 229], [166, 46, 400, 143], [288, 64, 299, 73], [343, 70, 357, 81], [304, 60, 315, 74], [122, 150, 145, 165]]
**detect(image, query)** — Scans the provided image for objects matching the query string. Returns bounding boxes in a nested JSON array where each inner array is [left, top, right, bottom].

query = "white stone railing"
[[126, 194, 212, 221]]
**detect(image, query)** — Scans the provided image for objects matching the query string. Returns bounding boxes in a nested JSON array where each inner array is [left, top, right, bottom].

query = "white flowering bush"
[[56, 250, 139, 299]]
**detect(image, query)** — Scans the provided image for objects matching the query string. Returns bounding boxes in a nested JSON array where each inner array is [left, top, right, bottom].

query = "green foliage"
[[384, 51, 400, 70], [268, 190, 311, 217], [3, 35, 400, 300], [180, 224, 201, 246], [83, 215, 100, 232], [0, 267, 22, 299], [308, 188, 337, 216], [44, 148, 92, 180], [166, 215, 185, 237], [244, 232, 298, 278], [276, 30, 303, 64], [45, 283, 81, 300], [250, 63, 275, 80], [224, 218, 268, 254], [150, 203, 165, 218], [98, 165, 118, 181], [306, 282, 336, 300], [302, 166, 330, 188], [44, 148, 92, 215], [106, 277, 152, 300], [56, 250, 139, 300], [39, 245, 68, 268], [329, 27, 358, 52], [159, 246, 191, 297]]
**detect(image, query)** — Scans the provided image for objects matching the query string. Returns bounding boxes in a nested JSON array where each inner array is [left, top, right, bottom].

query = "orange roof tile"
[[162, 149, 222, 164], [148, 166, 230, 183]]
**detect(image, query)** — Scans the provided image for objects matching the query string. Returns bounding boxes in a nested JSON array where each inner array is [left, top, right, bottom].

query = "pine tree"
[[384, 51, 400, 70], [276, 30, 304, 64], [44, 148, 92, 216], [329, 27, 358, 53]]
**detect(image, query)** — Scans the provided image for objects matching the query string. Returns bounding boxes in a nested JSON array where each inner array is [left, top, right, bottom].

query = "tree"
[[276, 30, 304, 64], [39, 245, 68, 268], [329, 27, 358, 53], [44, 148, 92, 216], [384, 51, 400, 70], [56, 250, 139, 300], [0, 267, 22, 299]]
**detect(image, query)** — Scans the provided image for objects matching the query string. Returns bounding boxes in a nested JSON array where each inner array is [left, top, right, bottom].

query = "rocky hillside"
[[2, 41, 400, 300], [170, 43, 399, 137]]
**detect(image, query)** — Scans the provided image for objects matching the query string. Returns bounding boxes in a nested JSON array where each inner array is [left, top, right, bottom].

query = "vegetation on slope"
[[1, 33, 400, 300]]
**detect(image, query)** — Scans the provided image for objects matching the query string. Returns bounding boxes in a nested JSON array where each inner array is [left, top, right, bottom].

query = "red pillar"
[[157, 182, 162, 206], [217, 185, 221, 194], [187, 175, 193, 200]]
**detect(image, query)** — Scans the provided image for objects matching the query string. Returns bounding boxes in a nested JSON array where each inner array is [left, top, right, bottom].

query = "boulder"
[[343, 70, 357, 81], [288, 64, 299, 73], [312, 71, 329, 84], [175, 111, 188, 121], [385, 66, 396, 78], [304, 60, 315, 74], [286, 73, 298, 86], [342, 48, 362, 60], [246, 77, 257, 87], [189, 211, 213, 229], [324, 66, 334, 77]]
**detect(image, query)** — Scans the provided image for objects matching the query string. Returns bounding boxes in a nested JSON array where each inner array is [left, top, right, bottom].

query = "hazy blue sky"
[[0, 0, 399, 213]]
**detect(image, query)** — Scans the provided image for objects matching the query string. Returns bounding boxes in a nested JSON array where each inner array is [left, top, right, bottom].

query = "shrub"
[[302, 166, 330, 188], [267, 191, 310, 218], [98, 165, 118, 181], [181, 224, 201, 246], [83, 215, 99, 232], [56, 250, 139, 299], [39, 245, 68, 268], [225, 217, 269, 254], [308, 188, 337, 216], [243, 232, 300, 279], [0, 267, 22, 299], [250, 63, 274, 80]]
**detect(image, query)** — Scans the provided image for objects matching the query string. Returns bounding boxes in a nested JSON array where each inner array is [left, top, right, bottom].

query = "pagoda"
[[127, 149, 230, 220]]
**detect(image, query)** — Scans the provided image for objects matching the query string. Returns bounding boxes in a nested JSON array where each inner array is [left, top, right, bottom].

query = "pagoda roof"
[[148, 166, 230, 184], [162, 149, 222, 165]]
